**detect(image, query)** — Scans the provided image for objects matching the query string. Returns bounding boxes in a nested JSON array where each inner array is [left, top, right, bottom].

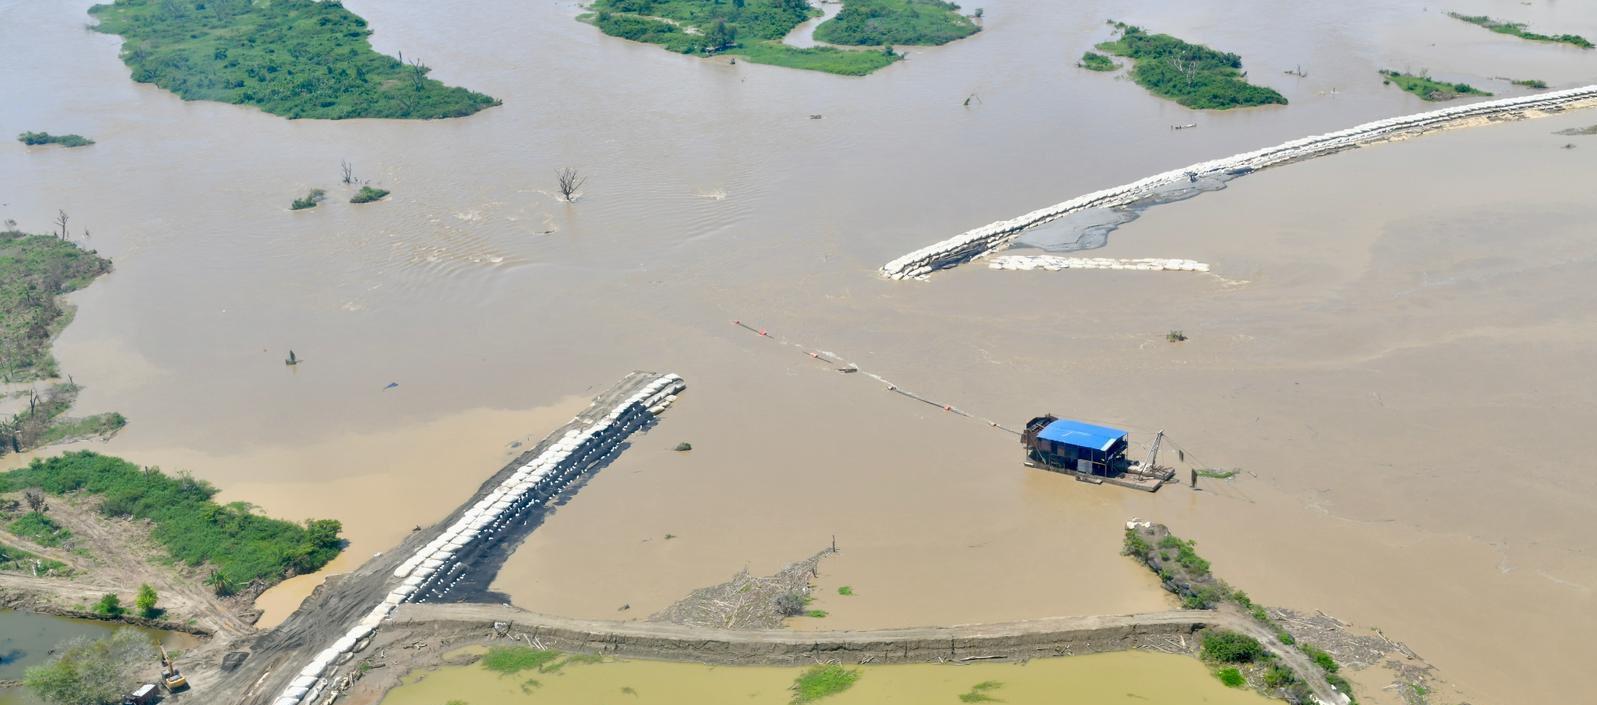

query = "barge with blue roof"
[[1021, 415, 1176, 492]]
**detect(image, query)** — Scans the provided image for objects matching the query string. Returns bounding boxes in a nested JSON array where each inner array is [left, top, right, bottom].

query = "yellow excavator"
[[160, 646, 188, 692]]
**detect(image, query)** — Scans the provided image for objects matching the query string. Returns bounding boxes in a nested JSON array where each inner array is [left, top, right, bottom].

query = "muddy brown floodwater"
[[3, 0, 1596, 703]]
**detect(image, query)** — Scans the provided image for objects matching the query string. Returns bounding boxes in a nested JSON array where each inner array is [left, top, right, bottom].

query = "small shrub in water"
[[1216, 667, 1246, 687], [291, 189, 327, 210], [350, 186, 390, 204], [775, 591, 806, 617]]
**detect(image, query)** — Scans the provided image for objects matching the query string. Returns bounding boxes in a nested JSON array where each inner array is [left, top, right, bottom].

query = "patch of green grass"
[[1447, 13, 1592, 49], [0, 451, 344, 589], [36, 412, 127, 447], [291, 189, 327, 211], [1079, 51, 1116, 71], [1095, 23, 1286, 109], [9, 511, 72, 547], [1216, 667, 1245, 687], [1196, 469, 1238, 479], [17, 132, 95, 148], [837, 585, 853, 596], [791, 664, 859, 703], [959, 680, 1004, 702], [350, 186, 390, 204], [1379, 70, 1491, 101], [805, 609, 828, 618], [0, 541, 71, 575], [1510, 78, 1548, 89], [813, 0, 979, 47], [1301, 643, 1339, 673], [1158, 534, 1211, 576], [725, 42, 897, 76], [481, 645, 562, 674], [88, 0, 500, 119], [0, 230, 112, 383]]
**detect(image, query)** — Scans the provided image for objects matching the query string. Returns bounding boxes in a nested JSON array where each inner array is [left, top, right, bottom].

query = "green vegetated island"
[[1447, 12, 1593, 49], [1, 229, 125, 455], [583, 0, 979, 76], [17, 132, 95, 148], [1379, 69, 1491, 102], [1089, 23, 1287, 110], [87, 0, 499, 119], [1, 451, 344, 593]]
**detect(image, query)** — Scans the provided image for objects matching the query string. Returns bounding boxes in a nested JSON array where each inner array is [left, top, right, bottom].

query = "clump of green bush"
[[1202, 630, 1266, 663], [350, 186, 390, 204], [1079, 51, 1117, 71], [18, 132, 95, 148], [291, 189, 327, 210]]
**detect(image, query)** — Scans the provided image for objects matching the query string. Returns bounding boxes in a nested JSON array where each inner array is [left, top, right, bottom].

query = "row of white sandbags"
[[880, 85, 1597, 280], [273, 374, 685, 705], [988, 256, 1209, 272]]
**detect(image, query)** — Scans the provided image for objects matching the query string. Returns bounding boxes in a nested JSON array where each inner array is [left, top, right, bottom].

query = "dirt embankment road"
[[335, 602, 1343, 705]]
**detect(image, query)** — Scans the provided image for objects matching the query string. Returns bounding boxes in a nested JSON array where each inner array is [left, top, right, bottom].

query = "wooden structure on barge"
[[1021, 415, 1175, 492]]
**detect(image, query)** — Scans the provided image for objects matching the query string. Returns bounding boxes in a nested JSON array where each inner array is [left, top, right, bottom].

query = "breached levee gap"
[[266, 371, 687, 705], [881, 85, 1597, 280]]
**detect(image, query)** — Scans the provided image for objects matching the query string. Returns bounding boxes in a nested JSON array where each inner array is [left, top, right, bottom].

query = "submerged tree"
[[556, 167, 587, 202]]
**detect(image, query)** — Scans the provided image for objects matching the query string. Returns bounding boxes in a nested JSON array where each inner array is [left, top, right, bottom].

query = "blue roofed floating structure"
[[1035, 418, 1127, 454], [1021, 415, 1174, 492]]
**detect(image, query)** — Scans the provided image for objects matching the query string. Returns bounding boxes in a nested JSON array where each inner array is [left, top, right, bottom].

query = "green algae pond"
[[380, 650, 1279, 705]]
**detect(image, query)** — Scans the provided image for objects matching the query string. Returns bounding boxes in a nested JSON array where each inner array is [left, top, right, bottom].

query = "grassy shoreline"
[[88, 0, 500, 119], [1094, 23, 1286, 110], [1447, 13, 1593, 49], [1380, 70, 1491, 101]]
